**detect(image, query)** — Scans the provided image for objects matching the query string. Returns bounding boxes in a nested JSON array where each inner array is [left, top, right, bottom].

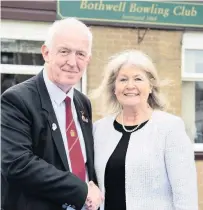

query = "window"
[[1, 20, 86, 94], [1, 39, 44, 65], [182, 32, 203, 152], [1, 38, 44, 94], [1, 73, 35, 94]]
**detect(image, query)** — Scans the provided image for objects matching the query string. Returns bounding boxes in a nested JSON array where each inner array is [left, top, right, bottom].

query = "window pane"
[[1, 73, 34, 94], [1, 39, 44, 66], [195, 81, 203, 143], [1, 52, 44, 65], [184, 49, 203, 74], [1, 39, 43, 53], [182, 81, 203, 144]]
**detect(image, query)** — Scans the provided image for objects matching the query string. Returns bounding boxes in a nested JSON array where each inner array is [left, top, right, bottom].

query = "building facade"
[[1, 1, 203, 209]]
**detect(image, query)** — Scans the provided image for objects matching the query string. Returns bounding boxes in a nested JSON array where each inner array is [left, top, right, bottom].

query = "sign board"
[[57, 1, 203, 29]]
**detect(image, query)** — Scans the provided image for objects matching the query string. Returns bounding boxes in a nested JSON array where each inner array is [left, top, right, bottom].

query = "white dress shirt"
[[43, 70, 88, 209]]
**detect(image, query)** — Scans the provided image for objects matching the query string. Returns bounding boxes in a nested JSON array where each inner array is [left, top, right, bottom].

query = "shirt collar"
[[43, 69, 74, 106]]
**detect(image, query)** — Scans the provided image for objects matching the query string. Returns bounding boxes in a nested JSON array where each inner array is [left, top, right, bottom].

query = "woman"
[[93, 50, 198, 210]]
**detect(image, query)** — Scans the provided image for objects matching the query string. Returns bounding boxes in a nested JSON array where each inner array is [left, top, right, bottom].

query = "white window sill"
[[0, 64, 43, 75], [182, 73, 203, 81]]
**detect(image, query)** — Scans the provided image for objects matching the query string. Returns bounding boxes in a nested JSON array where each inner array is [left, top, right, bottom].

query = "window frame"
[[182, 32, 203, 81], [182, 32, 203, 156]]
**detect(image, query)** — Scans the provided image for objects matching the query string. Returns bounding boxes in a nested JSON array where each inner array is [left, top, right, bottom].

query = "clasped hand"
[[85, 181, 104, 210]]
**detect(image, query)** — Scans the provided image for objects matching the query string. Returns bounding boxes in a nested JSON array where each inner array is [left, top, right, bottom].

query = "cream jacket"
[[93, 110, 198, 210]]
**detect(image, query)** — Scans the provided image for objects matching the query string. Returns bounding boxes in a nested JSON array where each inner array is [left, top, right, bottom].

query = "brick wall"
[[87, 26, 203, 209], [88, 26, 182, 119]]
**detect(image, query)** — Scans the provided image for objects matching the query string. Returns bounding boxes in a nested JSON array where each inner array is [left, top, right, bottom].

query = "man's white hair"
[[44, 17, 93, 55]]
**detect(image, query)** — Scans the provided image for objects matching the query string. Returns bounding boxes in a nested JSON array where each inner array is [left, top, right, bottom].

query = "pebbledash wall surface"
[[1, 1, 203, 209]]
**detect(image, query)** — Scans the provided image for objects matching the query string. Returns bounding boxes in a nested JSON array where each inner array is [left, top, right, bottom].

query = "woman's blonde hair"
[[90, 50, 167, 115]]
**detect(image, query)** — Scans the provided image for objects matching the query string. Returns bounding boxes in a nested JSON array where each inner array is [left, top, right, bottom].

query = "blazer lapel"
[[35, 71, 69, 171], [47, 112, 69, 171]]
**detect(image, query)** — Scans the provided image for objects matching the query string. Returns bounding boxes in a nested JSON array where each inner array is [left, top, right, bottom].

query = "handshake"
[[84, 181, 104, 210]]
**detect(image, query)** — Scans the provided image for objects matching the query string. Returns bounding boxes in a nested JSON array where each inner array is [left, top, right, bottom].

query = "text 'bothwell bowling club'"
[[80, 0, 198, 18]]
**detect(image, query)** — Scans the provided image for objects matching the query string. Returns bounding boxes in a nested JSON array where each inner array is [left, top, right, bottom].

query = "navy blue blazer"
[[1, 71, 96, 210]]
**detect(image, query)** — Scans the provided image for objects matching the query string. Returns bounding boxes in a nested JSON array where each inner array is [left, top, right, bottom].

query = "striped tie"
[[65, 96, 86, 181]]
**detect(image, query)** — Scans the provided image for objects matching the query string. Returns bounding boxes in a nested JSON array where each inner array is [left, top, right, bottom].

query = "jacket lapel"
[[35, 71, 69, 171], [47, 112, 69, 171]]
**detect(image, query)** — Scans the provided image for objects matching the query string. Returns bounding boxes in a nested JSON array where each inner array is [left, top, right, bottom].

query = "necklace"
[[121, 110, 142, 133]]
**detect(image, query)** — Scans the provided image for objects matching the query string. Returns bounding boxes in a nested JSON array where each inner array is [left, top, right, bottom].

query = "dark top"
[[104, 120, 148, 210]]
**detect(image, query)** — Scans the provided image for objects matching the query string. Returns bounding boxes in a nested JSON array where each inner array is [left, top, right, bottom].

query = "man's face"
[[42, 26, 91, 91]]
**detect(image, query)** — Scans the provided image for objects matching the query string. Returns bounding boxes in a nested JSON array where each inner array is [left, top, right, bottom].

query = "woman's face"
[[114, 65, 151, 108]]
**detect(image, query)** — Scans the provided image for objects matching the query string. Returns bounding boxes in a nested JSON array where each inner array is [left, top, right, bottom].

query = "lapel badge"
[[80, 111, 88, 123], [52, 123, 57, 131]]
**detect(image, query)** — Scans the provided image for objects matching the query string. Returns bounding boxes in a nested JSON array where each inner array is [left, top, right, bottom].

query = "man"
[[1, 18, 103, 210]]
